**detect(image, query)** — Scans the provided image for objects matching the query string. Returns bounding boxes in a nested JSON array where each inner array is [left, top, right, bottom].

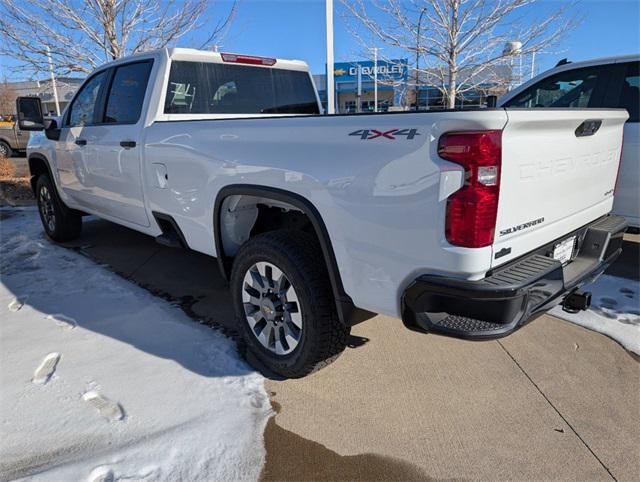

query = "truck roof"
[[548, 53, 639, 70], [167, 48, 310, 71], [95, 47, 310, 73]]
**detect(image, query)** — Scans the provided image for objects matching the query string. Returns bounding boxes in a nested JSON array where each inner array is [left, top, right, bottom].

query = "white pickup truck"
[[17, 48, 628, 378]]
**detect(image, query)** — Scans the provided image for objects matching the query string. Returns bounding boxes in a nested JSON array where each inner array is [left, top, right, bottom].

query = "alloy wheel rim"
[[38, 186, 56, 232], [242, 261, 302, 355]]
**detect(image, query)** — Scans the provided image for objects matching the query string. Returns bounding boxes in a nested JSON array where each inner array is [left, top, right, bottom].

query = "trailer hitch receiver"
[[562, 291, 592, 313]]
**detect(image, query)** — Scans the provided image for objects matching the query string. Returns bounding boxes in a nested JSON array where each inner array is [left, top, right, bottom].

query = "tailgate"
[[492, 109, 628, 267]]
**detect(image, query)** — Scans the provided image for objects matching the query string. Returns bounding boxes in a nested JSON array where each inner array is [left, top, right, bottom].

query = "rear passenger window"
[[104, 61, 153, 124], [505, 66, 606, 108], [616, 62, 639, 122], [164, 61, 319, 115]]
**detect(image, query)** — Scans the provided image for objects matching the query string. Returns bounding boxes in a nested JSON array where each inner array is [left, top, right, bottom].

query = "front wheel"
[[230, 230, 350, 378], [36, 174, 82, 242], [0, 141, 11, 158]]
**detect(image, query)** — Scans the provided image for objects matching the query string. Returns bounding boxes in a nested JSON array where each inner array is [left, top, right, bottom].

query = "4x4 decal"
[[348, 129, 420, 140]]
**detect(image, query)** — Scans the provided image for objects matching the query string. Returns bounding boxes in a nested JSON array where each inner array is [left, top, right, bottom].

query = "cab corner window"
[[67, 70, 108, 127], [505, 66, 605, 109], [104, 61, 153, 124]]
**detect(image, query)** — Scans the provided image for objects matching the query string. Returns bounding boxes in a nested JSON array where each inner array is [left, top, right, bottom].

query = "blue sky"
[[220, 0, 639, 75], [1, 0, 638, 80]]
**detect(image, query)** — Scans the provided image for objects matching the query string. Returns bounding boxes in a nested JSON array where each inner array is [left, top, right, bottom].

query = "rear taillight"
[[220, 53, 276, 66], [438, 130, 502, 248]]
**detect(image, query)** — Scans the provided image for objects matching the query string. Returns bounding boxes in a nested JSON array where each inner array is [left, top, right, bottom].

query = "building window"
[[344, 100, 357, 113], [360, 100, 389, 112]]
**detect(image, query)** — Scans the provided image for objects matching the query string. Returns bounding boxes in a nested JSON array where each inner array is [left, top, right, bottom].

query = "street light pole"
[[415, 8, 426, 110], [46, 45, 60, 116], [326, 0, 335, 114], [530, 51, 536, 80], [372, 47, 379, 112]]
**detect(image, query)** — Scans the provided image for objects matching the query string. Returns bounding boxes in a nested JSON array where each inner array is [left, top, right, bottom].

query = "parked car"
[[499, 54, 639, 232], [0, 118, 29, 157], [17, 48, 628, 377]]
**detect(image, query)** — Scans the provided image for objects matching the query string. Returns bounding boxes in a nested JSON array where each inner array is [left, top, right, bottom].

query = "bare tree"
[[0, 81, 18, 115], [0, 0, 238, 77], [341, 0, 578, 109]]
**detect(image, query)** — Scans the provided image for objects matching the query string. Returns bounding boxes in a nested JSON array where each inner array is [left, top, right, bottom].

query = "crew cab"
[[499, 54, 639, 231], [17, 48, 628, 378]]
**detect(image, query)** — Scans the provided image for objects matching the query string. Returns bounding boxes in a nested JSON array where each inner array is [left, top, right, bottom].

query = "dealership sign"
[[331, 59, 408, 83]]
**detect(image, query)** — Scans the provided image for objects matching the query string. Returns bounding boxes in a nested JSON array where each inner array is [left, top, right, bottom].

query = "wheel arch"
[[213, 184, 374, 326], [27, 153, 55, 194]]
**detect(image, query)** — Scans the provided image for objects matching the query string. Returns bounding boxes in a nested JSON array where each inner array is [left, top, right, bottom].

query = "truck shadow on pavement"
[[606, 235, 640, 281], [260, 401, 431, 481], [60, 217, 370, 358]]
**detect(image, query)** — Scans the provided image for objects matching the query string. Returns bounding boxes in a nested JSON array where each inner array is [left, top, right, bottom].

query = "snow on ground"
[[550, 274, 640, 355], [0, 208, 271, 481]]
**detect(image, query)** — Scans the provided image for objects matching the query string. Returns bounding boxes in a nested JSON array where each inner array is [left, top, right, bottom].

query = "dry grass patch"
[[0, 156, 33, 203]]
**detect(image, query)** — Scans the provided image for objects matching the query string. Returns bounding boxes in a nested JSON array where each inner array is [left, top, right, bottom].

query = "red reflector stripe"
[[220, 53, 277, 66]]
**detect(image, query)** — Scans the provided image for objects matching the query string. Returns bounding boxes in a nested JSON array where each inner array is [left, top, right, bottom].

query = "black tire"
[[0, 141, 11, 158], [36, 174, 82, 242], [230, 230, 350, 378]]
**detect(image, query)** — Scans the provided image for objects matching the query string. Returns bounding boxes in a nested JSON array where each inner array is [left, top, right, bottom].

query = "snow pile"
[[551, 273, 640, 355], [0, 208, 271, 481]]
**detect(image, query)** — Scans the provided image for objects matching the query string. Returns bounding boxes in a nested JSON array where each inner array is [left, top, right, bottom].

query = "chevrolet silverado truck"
[[17, 48, 628, 378]]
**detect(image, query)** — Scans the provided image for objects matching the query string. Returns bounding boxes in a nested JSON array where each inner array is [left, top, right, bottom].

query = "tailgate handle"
[[575, 119, 602, 137]]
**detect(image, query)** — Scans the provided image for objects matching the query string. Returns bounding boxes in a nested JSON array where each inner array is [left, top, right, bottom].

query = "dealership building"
[[1, 77, 83, 116], [313, 59, 511, 113]]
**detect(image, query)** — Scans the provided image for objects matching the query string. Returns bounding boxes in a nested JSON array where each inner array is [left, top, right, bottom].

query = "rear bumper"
[[401, 215, 627, 339]]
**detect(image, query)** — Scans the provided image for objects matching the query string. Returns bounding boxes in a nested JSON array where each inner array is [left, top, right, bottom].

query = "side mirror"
[[43, 118, 61, 141], [486, 95, 498, 108], [16, 97, 45, 131]]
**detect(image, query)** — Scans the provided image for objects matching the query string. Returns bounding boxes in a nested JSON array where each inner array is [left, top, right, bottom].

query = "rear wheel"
[[36, 174, 82, 242], [230, 230, 350, 378]]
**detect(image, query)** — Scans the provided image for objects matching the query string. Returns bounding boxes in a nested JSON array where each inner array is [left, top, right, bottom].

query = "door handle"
[[120, 141, 136, 149], [575, 119, 602, 137], [75, 139, 87, 146]]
